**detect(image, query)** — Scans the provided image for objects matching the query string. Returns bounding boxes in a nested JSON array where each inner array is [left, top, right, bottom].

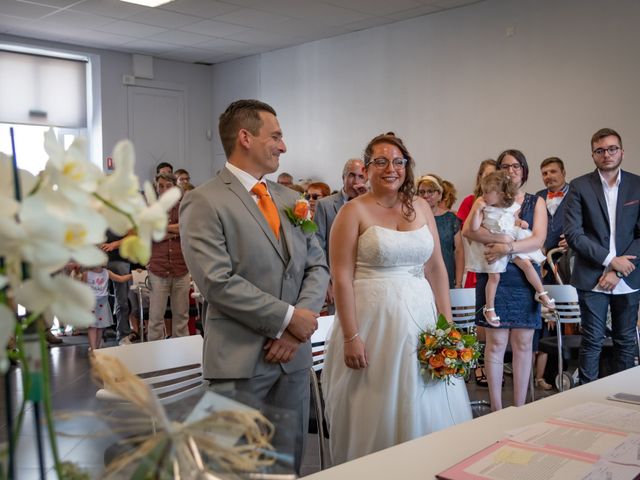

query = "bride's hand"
[[344, 337, 368, 369]]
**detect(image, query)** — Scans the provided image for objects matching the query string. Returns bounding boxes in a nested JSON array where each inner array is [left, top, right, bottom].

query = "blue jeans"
[[107, 260, 131, 341], [578, 289, 639, 384]]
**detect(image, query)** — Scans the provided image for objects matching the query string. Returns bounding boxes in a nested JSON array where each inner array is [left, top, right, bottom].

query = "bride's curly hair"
[[363, 132, 416, 221]]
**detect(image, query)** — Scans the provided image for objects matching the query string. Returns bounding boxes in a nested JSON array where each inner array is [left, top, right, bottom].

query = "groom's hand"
[[264, 331, 301, 363], [288, 308, 319, 342]]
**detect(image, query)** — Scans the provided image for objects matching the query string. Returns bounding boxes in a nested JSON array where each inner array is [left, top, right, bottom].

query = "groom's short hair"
[[219, 99, 277, 158]]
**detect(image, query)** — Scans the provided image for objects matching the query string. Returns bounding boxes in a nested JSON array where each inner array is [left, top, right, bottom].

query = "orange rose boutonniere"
[[417, 314, 481, 384], [284, 197, 317, 234]]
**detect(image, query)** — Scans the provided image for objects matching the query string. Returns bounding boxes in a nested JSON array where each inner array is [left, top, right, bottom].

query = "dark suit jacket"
[[563, 169, 640, 291], [536, 186, 569, 251]]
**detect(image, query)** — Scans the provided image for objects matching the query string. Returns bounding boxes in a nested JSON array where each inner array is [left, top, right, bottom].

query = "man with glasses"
[[564, 128, 640, 384], [315, 158, 367, 312]]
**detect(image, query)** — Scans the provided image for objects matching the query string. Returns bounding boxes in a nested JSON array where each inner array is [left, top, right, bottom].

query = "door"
[[127, 85, 185, 181]]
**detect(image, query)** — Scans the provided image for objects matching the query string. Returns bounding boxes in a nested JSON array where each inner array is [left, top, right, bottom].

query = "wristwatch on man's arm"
[[615, 270, 624, 279]]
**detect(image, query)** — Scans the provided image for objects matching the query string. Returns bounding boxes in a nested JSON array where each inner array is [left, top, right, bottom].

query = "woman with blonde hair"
[[417, 174, 463, 289]]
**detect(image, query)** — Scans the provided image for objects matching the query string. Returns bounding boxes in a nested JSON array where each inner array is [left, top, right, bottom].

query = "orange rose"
[[293, 200, 309, 220], [429, 353, 445, 369], [418, 348, 429, 362], [459, 348, 474, 363], [423, 335, 437, 348], [448, 329, 462, 341], [444, 366, 457, 375], [444, 348, 458, 359]]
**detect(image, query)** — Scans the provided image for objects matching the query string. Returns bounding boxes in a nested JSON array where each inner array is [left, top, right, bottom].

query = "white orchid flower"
[[0, 206, 70, 273], [0, 303, 16, 373], [15, 270, 95, 328], [96, 140, 146, 235], [30, 188, 108, 267], [0, 152, 37, 218], [43, 128, 102, 204], [0, 188, 108, 272], [138, 180, 181, 243]]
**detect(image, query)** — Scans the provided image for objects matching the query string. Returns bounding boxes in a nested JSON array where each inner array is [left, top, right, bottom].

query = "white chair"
[[94, 335, 205, 404], [309, 314, 334, 470], [449, 289, 494, 408], [541, 284, 581, 391]]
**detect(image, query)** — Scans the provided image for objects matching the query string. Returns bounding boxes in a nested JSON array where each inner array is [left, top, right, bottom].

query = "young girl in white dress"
[[466, 171, 555, 326], [83, 266, 132, 351]]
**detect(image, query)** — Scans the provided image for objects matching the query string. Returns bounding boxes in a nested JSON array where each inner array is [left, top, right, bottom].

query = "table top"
[[306, 366, 640, 479]]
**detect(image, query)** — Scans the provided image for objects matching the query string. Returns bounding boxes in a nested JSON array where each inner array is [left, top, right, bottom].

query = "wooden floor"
[[0, 333, 558, 478]]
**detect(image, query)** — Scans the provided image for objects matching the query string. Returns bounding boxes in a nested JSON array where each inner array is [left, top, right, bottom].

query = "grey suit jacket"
[[180, 168, 329, 379], [564, 169, 640, 291], [314, 191, 346, 264]]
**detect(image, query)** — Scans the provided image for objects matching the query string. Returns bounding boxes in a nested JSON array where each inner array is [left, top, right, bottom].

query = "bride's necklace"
[[375, 199, 398, 209]]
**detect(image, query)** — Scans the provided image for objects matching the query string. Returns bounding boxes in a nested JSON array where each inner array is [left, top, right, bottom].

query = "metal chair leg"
[[309, 368, 328, 470]]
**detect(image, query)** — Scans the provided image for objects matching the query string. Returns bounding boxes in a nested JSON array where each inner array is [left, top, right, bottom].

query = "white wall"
[[0, 33, 214, 185], [211, 0, 640, 201]]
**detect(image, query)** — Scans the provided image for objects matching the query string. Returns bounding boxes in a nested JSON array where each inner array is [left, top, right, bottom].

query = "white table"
[[306, 366, 640, 479]]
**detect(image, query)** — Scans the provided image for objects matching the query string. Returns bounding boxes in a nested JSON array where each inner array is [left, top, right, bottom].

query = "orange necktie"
[[251, 182, 281, 239]]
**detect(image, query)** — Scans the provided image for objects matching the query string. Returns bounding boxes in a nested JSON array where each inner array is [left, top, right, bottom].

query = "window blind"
[[0, 50, 87, 128]]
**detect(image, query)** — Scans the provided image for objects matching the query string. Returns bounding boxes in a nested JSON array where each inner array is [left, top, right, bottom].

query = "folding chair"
[[94, 335, 205, 405], [449, 289, 494, 409], [309, 314, 334, 470], [541, 284, 581, 391], [130, 269, 149, 342]]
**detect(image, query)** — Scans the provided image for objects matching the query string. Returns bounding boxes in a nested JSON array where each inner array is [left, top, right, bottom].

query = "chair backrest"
[[542, 284, 581, 324], [449, 288, 477, 330], [311, 315, 334, 372], [94, 335, 205, 404]]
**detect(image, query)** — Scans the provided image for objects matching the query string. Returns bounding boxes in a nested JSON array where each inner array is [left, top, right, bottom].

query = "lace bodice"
[[355, 225, 433, 278]]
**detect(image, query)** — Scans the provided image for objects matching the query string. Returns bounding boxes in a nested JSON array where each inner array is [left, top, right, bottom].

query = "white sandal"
[[482, 306, 501, 327], [534, 291, 556, 310]]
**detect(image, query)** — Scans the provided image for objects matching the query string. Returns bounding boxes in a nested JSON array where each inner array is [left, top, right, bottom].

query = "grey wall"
[[212, 0, 640, 202], [0, 33, 214, 185]]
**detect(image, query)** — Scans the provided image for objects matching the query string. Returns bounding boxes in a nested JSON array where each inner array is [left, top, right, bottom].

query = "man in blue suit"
[[564, 128, 640, 384], [536, 157, 570, 283]]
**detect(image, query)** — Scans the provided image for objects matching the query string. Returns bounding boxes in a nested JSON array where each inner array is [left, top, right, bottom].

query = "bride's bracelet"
[[344, 333, 359, 344]]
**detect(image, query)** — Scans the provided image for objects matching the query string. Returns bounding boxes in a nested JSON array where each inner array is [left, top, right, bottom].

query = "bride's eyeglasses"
[[368, 157, 408, 169]]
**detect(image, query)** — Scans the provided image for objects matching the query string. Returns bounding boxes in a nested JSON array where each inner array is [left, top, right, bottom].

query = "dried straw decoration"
[[89, 353, 277, 479]]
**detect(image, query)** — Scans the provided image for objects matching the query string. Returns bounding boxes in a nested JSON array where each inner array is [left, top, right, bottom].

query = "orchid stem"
[[93, 192, 138, 231], [38, 320, 63, 478]]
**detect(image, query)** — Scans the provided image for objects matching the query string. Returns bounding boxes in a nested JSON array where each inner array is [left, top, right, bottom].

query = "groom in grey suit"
[[564, 127, 640, 384], [180, 100, 329, 471]]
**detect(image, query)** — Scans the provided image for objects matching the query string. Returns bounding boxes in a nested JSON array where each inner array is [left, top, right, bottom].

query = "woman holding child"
[[462, 149, 548, 411]]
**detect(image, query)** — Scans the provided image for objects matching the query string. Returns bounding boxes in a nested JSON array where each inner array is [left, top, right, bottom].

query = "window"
[[0, 43, 102, 173]]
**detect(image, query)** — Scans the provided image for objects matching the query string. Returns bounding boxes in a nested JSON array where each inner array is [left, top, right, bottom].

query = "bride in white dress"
[[322, 133, 472, 465]]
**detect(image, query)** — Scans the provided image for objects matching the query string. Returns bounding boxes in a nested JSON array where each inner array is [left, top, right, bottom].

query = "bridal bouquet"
[[417, 314, 481, 384]]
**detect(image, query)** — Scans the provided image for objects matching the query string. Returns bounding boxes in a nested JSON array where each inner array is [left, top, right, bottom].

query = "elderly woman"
[[305, 181, 331, 218], [462, 150, 547, 411], [417, 174, 463, 289]]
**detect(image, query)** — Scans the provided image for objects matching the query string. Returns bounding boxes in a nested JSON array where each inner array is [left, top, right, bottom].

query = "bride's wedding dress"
[[322, 225, 473, 465]]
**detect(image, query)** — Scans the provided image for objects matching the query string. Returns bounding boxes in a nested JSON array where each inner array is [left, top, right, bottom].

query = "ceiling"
[[0, 0, 483, 64]]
